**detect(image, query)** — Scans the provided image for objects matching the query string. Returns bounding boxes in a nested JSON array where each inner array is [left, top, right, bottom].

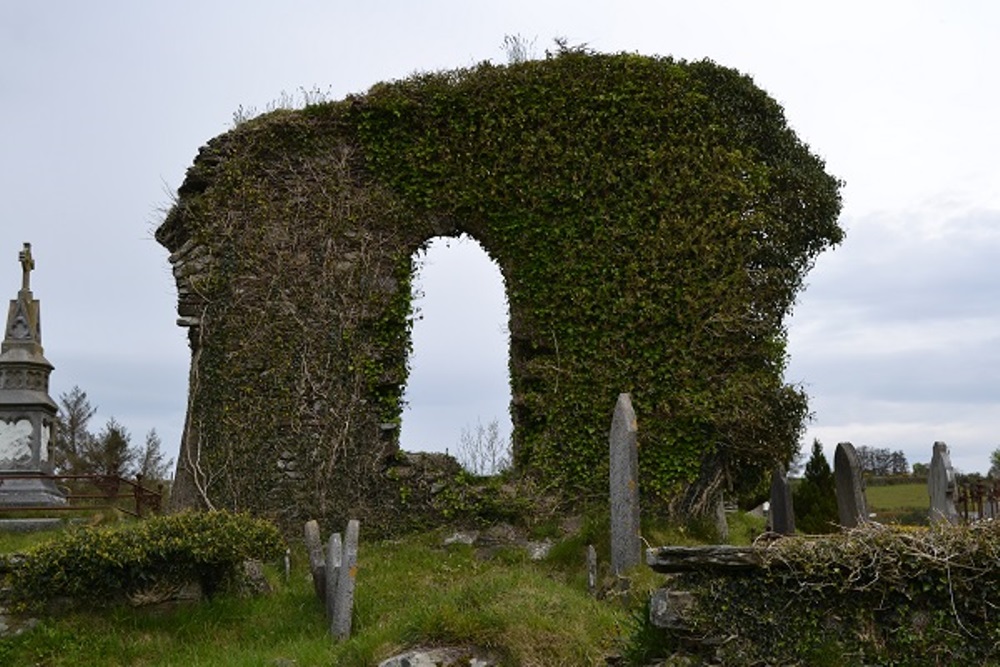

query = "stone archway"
[[157, 50, 842, 528]]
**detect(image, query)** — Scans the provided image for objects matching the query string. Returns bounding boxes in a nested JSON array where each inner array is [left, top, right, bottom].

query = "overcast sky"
[[2, 1, 997, 475]]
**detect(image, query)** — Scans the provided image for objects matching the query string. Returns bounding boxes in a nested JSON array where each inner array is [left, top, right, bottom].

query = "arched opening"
[[400, 234, 512, 474]]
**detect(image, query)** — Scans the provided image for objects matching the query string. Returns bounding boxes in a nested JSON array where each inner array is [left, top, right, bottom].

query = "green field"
[[865, 482, 929, 524]]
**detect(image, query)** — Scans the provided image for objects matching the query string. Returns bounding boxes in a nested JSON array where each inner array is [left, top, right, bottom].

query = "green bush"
[[6, 511, 285, 610]]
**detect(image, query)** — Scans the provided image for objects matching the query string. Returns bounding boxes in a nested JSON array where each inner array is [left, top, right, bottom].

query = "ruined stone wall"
[[157, 51, 843, 528]]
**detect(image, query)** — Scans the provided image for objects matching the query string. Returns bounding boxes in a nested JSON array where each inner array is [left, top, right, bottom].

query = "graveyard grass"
[[0, 518, 672, 666]]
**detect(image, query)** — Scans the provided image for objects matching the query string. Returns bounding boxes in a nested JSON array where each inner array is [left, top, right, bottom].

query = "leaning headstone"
[[331, 519, 359, 641], [834, 442, 868, 528], [769, 466, 795, 535], [325, 532, 342, 621], [928, 441, 959, 524], [303, 520, 326, 600], [609, 393, 640, 576]]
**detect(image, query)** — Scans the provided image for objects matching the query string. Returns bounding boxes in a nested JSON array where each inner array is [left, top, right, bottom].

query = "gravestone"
[[0, 243, 65, 507], [325, 532, 342, 622], [928, 441, 959, 524], [834, 441, 868, 528], [713, 494, 729, 543], [609, 393, 640, 576], [303, 520, 325, 600], [586, 544, 597, 597], [331, 519, 359, 641], [769, 466, 795, 534]]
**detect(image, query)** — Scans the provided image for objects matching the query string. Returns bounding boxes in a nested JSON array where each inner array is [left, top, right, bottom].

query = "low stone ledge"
[[646, 545, 762, 573]]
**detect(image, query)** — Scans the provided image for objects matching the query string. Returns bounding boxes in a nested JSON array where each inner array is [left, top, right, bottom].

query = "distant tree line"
[[53, 385, 173, 482], [854, 445, 909, 476]]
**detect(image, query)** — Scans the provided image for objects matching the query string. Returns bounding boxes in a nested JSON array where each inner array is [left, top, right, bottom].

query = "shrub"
[[670, 522, 1000, 665], [5, 511, 285, 610]]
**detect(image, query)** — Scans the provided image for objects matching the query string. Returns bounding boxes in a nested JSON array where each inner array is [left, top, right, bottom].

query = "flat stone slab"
[[378, 647, 498, 667], [646, 545, 762, 573], [0, 518, 65, 533]]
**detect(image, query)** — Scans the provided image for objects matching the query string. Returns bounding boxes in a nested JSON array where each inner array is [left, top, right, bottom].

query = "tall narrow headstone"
[[304, 519, 326, 600], [928, 441, 959, 524], [325, 532, 342, 621], [609, 393, 640, 576], [586, 544, 597, 597], [331, 519, 359, 641], [834, 442, 868, 528], [769, 466, 795, 535], [713, 494, 729, 543], [0, 243, 65, 507]]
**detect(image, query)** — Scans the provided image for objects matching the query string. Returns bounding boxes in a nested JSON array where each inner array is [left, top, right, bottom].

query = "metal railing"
[[0, 473, 164, 518]]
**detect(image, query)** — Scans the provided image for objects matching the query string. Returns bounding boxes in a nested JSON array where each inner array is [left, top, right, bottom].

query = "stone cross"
[[769, 466, 795, 535], [928, 441, 959, 524], [19, 243, 33, 292], [609, 392, 640, 576], [834, 441, 868, 528]]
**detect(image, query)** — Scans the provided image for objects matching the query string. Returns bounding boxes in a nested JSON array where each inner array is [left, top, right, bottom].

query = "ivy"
[[157, 50, 842, 529]]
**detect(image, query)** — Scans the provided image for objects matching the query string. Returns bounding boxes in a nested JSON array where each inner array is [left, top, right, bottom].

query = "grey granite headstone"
[[331, 519, 359, 641], [325, 532, 342, 621], [769, 466, 795, 535], [303, 519, 325, 600], [834, 441, 868, 528], [609, 393, 640, 576], [928, 441, 959, 524]]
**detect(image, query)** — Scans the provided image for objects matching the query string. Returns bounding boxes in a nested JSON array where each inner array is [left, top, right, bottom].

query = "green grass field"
[[865, 482, 928, 524]]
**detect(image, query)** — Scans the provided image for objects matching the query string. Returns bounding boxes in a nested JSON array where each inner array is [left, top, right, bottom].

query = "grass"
[[865, 482, 929, 524], [0, 523, 637, 666]]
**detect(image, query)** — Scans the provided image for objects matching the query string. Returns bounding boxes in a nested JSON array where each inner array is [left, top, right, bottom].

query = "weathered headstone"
[[325, 532, 342, 621], [834, 441, 868, 528], [0, 243, 65, 508], [769, 466, 795, 535], [928, 441, 959, 524], [586, 544, 597, 597], [331, 519, 359, 641], [303, 519, 325, 600], [713, 494, 729, 543], [609, 393, 640, 576]]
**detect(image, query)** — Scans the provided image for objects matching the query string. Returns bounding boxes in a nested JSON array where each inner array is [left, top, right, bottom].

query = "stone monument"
[[609, 392, 640, 576], [769, 466, 795, 535], [928, 441, 959, 524], [0, 243, 65, 506], [834, 441, 867, 528]]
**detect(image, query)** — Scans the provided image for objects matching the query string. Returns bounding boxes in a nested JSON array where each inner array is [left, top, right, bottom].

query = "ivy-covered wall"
[[156, 50, 842, 527]]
